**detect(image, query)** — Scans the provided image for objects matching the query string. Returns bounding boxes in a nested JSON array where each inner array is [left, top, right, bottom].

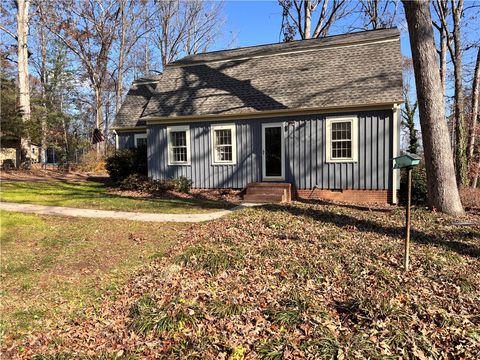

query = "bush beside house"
[[105, 146, 147, 182], [106, 147, 192, 193]]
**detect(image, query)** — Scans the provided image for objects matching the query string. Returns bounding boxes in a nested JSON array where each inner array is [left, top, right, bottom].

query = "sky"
[[213, 0, 478, 140], [219, 0, 413, 57]]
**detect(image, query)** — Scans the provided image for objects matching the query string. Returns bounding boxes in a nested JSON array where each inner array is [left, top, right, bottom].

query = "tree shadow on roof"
[[144, 60, 288, 118]]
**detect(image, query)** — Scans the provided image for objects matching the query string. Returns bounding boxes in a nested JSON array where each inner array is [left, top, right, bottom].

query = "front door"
[[262, 123, 285, 180]]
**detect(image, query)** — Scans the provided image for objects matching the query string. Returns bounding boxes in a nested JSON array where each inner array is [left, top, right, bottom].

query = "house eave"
[[143, 102, 403, 125], [111, 126, 147, 132]]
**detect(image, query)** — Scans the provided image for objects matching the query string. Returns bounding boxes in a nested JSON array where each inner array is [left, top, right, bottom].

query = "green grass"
[[0, 181, 231, 214], [128, 296, 202, 335], [175, 244, 245, 274], [0, 210, 188, 339]]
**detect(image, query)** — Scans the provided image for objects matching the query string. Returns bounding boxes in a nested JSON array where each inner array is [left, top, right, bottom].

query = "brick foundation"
[[296, 188, 393, 204]]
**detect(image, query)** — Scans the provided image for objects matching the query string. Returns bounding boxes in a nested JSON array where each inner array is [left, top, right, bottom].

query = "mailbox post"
[[393, 153, 421, 271]]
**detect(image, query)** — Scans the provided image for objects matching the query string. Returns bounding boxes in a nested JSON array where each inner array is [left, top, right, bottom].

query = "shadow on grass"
[[263, 204, 480, 259]]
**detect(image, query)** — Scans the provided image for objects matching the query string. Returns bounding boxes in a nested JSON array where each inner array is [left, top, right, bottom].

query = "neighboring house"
[[112, 28, 403, 204], [0, 135, 39, 167]]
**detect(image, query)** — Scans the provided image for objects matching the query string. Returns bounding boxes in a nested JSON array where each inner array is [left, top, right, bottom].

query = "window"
[[134, 133, 147, 148], [211, 124, 236, 164], [326, 117, 358, 162], [167, 125, 190, 165]]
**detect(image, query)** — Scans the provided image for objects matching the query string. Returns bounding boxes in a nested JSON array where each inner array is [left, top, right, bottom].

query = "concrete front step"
[[243, 182, 292, 203], [243, 194, 284, 203], [246, 188, 285, 195]]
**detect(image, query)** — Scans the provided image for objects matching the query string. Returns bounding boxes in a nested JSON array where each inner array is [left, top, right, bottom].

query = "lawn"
[[0, 181, 233, 214], [0, 210, 189, 341], [3, 202, 479, 358]]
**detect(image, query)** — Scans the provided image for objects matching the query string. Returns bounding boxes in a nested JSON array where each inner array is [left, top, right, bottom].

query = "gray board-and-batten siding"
[[116, 110, 396, 191]]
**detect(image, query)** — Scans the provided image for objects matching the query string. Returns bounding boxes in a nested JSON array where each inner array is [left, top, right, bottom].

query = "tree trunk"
[[450, 0, 467, 186], [95, 86, 104, 154], [17, 0, 31, 164], [304, 0, 312, 39], [402, 0, 464, 216], [144, 31, 150, 76], [60, 93, 70, 171], [439, 25, 447, 93], [467, 48, 480, 163], [472, 154, 480, 188], [470, 48, 480, 188], [116, 0, 126, 115], [39, 20, 48, 168]]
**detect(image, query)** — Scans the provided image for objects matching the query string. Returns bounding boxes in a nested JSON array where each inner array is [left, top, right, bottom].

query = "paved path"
[[0, 202, 258, 223]]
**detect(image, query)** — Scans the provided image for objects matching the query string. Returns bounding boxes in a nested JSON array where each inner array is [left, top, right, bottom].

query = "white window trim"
[[167, 125, 191, 166], [325, 116, 358, 163], [134, 133, 147, 148], [210, 123, 237, 165]]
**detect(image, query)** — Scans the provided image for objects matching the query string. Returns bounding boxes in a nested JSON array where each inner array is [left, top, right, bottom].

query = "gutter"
[[143, 102, 404, 125]]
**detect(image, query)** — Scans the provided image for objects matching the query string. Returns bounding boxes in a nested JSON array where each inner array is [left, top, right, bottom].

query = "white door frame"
[[262, 122, 285, 181]]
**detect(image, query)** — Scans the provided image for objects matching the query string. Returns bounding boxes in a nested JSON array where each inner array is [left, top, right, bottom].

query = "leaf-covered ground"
[[3, 203, 480, 359]]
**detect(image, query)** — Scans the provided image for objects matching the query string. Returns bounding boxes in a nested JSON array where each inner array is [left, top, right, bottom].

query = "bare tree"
[[402, 0, 464, 215], [114, 0, 152, 114], [0, 0, 31, 164], [31, 1, 50, 167], [38, 15, 47, 167], [469, 48, 480, 187], [278, 0, 348, 41], [473, 151, 480, 188], [151, 0, 224, 69], [432, 0, 449, 93], [183, 0, 224, 55], [39, 0, 121, 154], [402, 57, 419, 154], [116, 0, 128, 114], [358, 0, 398, 30], [434, 0, 468, 186]]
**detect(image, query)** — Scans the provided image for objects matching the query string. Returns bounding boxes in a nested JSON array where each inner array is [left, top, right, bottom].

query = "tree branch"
[[0, 25, 18, 41]]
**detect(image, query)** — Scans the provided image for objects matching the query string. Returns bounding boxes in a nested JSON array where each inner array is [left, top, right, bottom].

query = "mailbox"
[[393, 153, 421, 169]]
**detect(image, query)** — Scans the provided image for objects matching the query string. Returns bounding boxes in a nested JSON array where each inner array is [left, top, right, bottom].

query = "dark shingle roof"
[[114, 28, 403, 128], [170, 27, 400, 66], [113, 77, 160, 128]]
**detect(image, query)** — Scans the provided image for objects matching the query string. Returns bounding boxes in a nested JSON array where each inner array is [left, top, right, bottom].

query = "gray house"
[[112, 28, 403, 204]]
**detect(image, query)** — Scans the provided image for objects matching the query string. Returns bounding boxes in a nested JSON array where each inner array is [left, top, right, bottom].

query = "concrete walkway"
[[0, 202, 258, 223]]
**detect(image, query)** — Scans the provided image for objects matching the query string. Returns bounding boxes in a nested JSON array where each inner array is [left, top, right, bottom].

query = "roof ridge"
[[168, 27, 399, 68], [132, 76, 162, 84]]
